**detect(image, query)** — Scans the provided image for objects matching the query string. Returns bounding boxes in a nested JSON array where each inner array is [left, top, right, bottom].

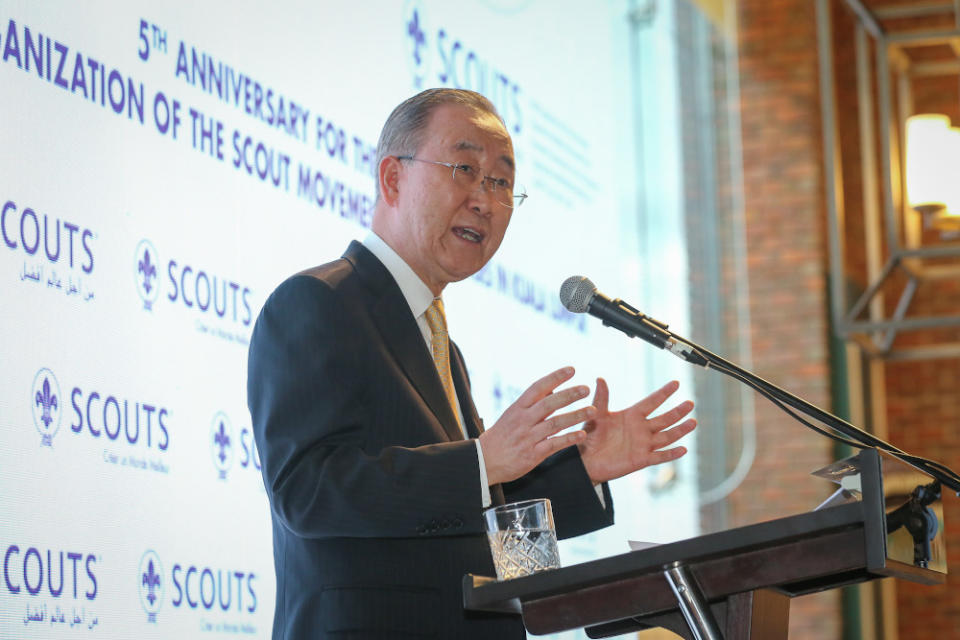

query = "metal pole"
[[663, 562, 722, 640], [879, 277, 918, 351], [888, 343, 960, 361], [817, 0, 850, 336], [876, 36, 902, 254], [886, 28, 960, 45], [856, 24, 886, 341], [896, 62, 918, 253], [844, 256, 899, 323], [899, 246, 960, 258], [875, 2, 955, 19], [848, 316, 960, 331], [843, 0, 885, 37]]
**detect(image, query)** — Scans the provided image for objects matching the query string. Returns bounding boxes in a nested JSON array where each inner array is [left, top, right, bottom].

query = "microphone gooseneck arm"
[[559, 276, 960, 494]]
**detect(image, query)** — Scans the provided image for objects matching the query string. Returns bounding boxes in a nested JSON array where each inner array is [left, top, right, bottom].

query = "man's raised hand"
[[478, 367, 594, 486]]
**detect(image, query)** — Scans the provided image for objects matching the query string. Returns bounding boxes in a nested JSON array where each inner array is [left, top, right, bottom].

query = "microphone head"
[[559, 276, 597, 313]]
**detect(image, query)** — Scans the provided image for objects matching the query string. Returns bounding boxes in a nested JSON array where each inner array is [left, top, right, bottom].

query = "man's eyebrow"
[[452, 140, 515, 171], [453, 140, 482, 153]]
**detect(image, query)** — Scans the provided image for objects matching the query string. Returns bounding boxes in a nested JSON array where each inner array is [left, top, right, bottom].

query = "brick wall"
[[686, 0, 959, 636], [829, 0, 960, 636]]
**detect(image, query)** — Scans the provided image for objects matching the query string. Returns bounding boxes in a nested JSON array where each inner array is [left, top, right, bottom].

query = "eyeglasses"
[[397, 156, 528, 209]]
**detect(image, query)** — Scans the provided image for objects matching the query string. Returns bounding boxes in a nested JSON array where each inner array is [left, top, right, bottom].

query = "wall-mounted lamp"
[[905, 114, 960, 232]]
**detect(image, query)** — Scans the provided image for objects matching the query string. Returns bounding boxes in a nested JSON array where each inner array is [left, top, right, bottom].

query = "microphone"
[[559, 276, 708, 366]]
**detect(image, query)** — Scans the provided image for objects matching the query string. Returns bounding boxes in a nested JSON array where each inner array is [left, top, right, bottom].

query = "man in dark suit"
[[247, 89, 696, 639]]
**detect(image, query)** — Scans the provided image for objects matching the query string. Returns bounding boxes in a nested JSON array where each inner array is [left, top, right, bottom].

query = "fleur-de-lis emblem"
[[407, 9, 426, 65], [138, 248, 157, 294], [138, 550, 164, 622], [35, 378, 58, 428], [214, 422, 231, 464], [142, 560, 161, 605]]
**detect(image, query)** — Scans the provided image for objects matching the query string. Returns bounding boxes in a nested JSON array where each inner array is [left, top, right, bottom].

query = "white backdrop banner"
[[0, 1, 698, 638]]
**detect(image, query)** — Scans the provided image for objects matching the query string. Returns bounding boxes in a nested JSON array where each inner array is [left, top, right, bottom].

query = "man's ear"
[[379, 156, 402, 206]]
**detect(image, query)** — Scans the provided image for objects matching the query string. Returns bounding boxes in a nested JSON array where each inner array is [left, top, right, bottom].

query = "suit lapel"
[[344, 241, 464, 442], [449, 338, 505, 505], [449, 342, 483, 440]]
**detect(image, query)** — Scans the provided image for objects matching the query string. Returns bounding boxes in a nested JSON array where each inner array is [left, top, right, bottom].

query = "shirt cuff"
[[475, 439, 492, 507], [594, 483, 606, 508]]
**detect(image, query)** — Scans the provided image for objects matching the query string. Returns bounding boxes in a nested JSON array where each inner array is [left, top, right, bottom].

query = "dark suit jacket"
[[247, 241, 614, 639]]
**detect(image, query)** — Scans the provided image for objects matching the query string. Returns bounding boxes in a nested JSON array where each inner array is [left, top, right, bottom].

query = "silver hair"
[[374, 88, 505, 200]]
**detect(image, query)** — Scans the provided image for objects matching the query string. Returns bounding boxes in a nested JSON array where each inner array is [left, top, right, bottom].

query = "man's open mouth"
[[453, 227, 484, 244]]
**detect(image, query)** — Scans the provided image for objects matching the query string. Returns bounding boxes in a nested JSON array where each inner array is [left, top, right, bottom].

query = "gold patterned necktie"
[[424, 298, 462, 429]]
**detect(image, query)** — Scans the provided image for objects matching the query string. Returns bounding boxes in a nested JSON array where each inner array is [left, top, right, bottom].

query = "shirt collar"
[[362, 232, 436, 319]]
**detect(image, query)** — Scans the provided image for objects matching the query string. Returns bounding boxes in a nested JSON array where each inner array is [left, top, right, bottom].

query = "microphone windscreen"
[[559, 276, 596, 313]]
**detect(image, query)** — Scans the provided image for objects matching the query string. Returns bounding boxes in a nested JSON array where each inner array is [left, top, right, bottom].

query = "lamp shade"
[[905, 114, 952, 210], [943, 127, 960, 217]]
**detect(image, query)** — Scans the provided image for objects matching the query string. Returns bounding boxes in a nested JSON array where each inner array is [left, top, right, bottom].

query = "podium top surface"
[[464, 449, 947, 635], [466, 499, 866, 614]]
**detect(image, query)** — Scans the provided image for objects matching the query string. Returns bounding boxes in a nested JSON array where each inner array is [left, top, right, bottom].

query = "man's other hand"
[[578, 378, 696, 485]]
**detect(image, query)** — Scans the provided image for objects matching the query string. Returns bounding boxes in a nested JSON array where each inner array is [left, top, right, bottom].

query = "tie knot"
[[424, 298, 448, 336]]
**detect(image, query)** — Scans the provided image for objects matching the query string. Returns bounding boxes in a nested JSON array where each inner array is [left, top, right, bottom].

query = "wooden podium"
[[463, 449, 947, 639]]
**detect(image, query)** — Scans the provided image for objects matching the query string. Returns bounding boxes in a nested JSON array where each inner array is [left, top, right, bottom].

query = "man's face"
[[390, 104, 515, 294]]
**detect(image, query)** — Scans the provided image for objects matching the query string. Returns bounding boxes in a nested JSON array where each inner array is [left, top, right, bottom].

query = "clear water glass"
[[484, 499, 561, 580]]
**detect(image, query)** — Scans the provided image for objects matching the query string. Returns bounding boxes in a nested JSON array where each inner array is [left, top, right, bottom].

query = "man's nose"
[[466, 185, 496, 217]]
